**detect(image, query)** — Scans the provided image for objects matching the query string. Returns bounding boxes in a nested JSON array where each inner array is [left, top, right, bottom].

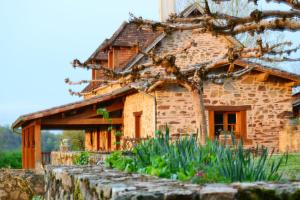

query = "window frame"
[[207, 106, 251, 144]]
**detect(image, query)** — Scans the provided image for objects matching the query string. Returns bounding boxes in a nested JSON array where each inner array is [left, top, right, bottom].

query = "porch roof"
[[12, 86, 137, 129]]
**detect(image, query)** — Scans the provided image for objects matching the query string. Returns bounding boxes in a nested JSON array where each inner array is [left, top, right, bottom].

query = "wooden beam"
[[285, 81, 296, 87], [106, 102, 124, 112], [42, 118, 123, 126], [255, 72, 269, 82], [205, 105, 251, 111], [63, 102, 124, 120]]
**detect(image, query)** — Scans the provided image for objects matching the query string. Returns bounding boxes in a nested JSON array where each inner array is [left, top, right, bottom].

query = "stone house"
[[12, 3, 300, 169]]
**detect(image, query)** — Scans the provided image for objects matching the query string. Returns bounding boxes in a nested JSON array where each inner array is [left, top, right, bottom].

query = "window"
[[208, 106, 251, 144], [214, 112, 239, 138]]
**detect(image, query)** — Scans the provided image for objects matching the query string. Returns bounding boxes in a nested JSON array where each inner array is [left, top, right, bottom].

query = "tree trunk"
[[198, 88, 208, 144], [192, 87, 208, 144]]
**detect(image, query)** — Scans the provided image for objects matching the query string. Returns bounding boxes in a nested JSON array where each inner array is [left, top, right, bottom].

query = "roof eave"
[[11, 86, 137, 129], [234, 59, 300, 84]]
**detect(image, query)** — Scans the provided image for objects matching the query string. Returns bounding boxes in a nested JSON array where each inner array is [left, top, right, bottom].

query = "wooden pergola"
[[12, 86, 136, 169]]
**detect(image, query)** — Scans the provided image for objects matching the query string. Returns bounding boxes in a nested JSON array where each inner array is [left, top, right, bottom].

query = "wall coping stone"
[[45, 165, 300, 200]]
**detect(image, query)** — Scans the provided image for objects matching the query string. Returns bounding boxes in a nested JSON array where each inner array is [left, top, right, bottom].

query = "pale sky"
[[0, 0, 299, 126], [0, 0, 159, 125]]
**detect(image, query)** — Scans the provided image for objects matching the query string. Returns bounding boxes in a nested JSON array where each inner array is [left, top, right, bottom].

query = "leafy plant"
[[105, 128, 288, 184], [74, 151, 90, 165], [97, 108, 123, 142], [0, 150, 22, 169]]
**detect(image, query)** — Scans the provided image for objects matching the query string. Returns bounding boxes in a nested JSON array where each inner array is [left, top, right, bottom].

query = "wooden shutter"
[[240, 110, 247, 142], [208, 110, 215, 140]]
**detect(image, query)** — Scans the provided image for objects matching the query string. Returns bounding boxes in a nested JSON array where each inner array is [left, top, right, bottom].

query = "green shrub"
[[105, 128, 288, 184], [74, 151, 90, 165], [0, 150, 22, 169]]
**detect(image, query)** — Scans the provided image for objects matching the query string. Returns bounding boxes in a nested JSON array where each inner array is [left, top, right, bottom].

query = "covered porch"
[[12, 87, 137, 169]]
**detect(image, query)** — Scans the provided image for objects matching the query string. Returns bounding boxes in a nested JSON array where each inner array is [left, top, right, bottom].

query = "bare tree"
[[67, 0, 300, 142]]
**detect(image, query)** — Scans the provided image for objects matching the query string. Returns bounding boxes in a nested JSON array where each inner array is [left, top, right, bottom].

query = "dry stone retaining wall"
[[0, 169, 44, 200], [45, 165, 300, 200], [51, 151, 109, 166]]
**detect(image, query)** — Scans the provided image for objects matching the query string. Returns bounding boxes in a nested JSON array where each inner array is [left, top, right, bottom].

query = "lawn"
[[275, 153, 300, 180]]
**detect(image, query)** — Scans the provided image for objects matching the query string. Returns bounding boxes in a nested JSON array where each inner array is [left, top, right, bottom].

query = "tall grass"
[[106, 128, 287, 183]]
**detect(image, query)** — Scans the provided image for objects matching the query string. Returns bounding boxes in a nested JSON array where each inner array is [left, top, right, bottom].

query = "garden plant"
[[105, 128, 288, 184]]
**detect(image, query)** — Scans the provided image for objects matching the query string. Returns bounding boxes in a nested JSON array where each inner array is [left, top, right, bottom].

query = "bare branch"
[[64, 78, 117, 85], [259, 56, 300, 62], [252, 0, 300, 10]]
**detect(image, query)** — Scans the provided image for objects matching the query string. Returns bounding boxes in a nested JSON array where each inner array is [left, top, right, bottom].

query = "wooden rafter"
[[256, 72, 269, 82], [41, 118, 123, 126]]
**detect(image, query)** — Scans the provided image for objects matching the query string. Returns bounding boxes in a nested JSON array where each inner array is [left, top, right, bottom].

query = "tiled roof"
[[111, 23, 159, 48], [82, 21, 161, 93], [95, 52, 108, 61], [234, 60, 300, 83], [86, 22, 159, 64]]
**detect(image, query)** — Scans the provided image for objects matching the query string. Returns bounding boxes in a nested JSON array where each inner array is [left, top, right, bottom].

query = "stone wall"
[[45, 165, 300, 200], [123, 92, 156, 138], [51, 151, 109, 166], [279, 124, 300, 153], [83, 28, 293, 151], [203, 73, 292, 150], [154, 30, 230, 70], [154, 83, 198, 135], [0, 169, 44, 200]]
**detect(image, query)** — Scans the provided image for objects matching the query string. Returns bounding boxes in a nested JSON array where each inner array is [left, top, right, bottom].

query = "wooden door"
[[133, 111, 142, 139]]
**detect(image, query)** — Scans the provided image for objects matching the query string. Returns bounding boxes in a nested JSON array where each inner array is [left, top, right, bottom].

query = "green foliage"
[[74, 151, 90, 165], [105, 128, 288, 184], [61, 130, 85, 151], [97, 107, 123, 139], [0, 150, 22, 169], [0, 125, 21, 151], [41, 131, 60, 152], [105, 151, 137, 172], [32, 196, 44, 200], [97, 108, 110, 119]]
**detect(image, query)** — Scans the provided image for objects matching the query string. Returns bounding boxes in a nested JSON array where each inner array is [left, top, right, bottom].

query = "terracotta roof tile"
[[111, 23, 159, 49]]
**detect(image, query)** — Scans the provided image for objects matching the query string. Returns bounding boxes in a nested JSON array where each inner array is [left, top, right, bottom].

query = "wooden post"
[[29, 126, 35, 169], [34, 120, 42, 171], [22, 128, 26, 169]]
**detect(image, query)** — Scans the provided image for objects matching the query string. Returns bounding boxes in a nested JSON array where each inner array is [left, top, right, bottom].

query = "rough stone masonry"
[[0, 169, 44, 200], [45, 165, 300, 200]]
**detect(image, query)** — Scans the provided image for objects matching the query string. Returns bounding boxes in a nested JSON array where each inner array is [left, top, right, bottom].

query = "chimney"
[[159, 0, 176, 22]]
